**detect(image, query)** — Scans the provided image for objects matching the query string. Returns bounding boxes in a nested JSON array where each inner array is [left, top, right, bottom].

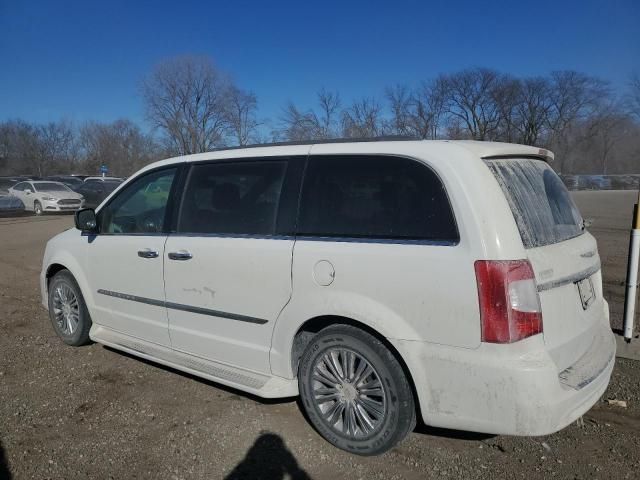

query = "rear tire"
[[298, 324, 416, 456], [47, 270, 92, 346], [33, 201, 43, 215]]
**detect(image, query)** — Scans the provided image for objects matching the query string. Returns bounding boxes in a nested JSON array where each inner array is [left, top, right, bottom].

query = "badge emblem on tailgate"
[[576, 277, 595, 310]]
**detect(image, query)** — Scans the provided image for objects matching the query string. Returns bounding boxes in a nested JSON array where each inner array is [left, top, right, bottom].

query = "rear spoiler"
[[482, 148, 555, 163]]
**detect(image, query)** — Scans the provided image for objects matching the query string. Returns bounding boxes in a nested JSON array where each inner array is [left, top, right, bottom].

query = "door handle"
[[168, 250, 193, 261], [138, 249, 159, 259]]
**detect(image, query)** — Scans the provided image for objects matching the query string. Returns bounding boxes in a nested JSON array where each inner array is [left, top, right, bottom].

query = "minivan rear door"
[[486, 159, 606, 371]]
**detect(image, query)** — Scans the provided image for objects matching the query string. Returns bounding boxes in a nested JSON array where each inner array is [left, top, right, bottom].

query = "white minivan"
[[40, 140, 615, 455]]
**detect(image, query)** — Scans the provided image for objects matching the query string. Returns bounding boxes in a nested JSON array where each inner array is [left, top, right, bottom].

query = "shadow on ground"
[[224, 432, 311, 480], [0, 440, 11, 480]]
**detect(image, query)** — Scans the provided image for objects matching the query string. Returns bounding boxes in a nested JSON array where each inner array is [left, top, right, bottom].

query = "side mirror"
[[75, 208, 98, 233], [24, 189, 32, 194]]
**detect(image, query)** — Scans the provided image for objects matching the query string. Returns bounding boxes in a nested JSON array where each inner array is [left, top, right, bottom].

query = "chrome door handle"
[[168, 250, 193, 261], [138, 249, 159, 259]]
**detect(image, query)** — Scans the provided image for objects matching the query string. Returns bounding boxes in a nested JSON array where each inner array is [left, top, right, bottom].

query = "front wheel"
[[33, 201, 43, 215], [298, 325, 416, 456], [47, 270, 92, 346]]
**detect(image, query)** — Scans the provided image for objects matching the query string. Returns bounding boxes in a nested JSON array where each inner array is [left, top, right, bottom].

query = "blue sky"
[[1, 0, 638, 131]]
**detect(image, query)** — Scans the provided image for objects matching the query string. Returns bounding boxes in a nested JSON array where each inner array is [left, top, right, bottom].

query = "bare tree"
[[316, 88, 341, 139], [224, 86, 260, 146], [278, 89, 341, 141], [142, 56, 231, 155], [514, 77, 553, 145], [279, 103, 323, 141], [413, 79, 449, 139], [546, 71, 609, 169], [628, 72, 640, 122], [386, 85, 414, 136], [492, 75, 521, 143], [38, 120, 77, 174], [439, 68, 505, 140], [341, 97, 386, 138], [79, 119, 159, 176], [0, 120, 40, 175]]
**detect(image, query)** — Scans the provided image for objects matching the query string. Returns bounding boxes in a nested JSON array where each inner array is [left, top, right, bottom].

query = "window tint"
[[178, 161, 287, 235], [12, 182, 26, 191], [486, 159, 583, 248], [298, 155, 459, 242], [33, 182, 70, 192], [99, 168, 176, 234]]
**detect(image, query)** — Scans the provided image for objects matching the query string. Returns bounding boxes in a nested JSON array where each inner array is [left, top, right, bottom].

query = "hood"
[[37, 190, 83, 200]]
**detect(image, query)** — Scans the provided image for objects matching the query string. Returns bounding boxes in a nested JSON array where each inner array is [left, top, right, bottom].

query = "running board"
[[90, 325, 298, 398]]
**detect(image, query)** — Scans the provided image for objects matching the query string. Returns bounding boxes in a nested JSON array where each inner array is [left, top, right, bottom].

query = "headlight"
[[41, 196, 57, 201]]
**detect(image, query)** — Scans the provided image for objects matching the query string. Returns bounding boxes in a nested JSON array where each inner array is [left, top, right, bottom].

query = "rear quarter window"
[[486, 159, 584, 248], [297, 155, 459, 243]]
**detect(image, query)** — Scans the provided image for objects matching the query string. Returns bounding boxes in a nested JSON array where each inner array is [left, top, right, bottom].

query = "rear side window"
[[486, 159, 583, 248], [178, 161, 287, 235], [297, 155, 459, 242]]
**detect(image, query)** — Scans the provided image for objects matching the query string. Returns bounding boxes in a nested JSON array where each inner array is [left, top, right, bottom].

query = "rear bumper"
[[391, 323, 616, 436]]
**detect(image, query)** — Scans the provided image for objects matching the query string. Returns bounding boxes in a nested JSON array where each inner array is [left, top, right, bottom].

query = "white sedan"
[[9, 180, 84, 215]]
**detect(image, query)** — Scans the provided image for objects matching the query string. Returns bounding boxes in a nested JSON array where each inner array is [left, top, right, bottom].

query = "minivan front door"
[[87, 167, 178, 347], [163, 159, 300, 375]]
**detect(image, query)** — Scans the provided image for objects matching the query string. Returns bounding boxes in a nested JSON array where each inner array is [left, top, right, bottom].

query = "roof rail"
[[205, 135, 422, 153]]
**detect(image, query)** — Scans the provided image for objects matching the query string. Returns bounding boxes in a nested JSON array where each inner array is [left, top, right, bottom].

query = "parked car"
[[40, 140, 615, 455], [0, 194, 27, 216], [0, 176, 31, 195], [74, 179, 122, 208], [83, 176, 124, 183], [46, 175, 85, 190], [9, 181, 84, 215]]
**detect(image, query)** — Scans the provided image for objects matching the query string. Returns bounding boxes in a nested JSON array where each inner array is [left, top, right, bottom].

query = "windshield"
[[486, 159, 584, 248], [33, 182, 72, 193]]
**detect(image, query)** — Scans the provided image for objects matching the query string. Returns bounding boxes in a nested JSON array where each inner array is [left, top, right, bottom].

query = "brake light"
[[474, 260, 543, 343]]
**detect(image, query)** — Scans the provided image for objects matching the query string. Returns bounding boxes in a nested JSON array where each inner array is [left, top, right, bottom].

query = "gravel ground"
[[1, 191, 639, 480]]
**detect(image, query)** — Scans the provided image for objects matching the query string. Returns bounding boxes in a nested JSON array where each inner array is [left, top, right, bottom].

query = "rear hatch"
[[486, 158, 605, 371]]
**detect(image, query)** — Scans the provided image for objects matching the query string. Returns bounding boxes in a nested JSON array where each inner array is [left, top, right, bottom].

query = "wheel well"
[[290, 315, 423, 422], [46, 264, 68, 285]]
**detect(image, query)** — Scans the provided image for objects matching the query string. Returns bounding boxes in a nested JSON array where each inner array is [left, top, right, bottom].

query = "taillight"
[[474, 260, 543, 343]]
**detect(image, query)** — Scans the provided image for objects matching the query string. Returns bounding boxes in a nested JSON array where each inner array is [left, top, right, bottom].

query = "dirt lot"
[[1, 191, 639, 480]]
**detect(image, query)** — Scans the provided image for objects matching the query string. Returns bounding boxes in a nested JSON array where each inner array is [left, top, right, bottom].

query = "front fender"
[[41, 229, 91, 310]]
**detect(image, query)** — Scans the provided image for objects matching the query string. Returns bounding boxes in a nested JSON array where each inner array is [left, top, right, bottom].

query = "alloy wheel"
[[52, 283, 80, 335], [311, 348, 387, 438]]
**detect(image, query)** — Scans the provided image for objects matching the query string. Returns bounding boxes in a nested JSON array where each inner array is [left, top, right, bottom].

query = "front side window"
[[12, 182, 26, 191], [297, 155, 459, 242], [178, 161, 287, 235], [99, 168, 176, 234]]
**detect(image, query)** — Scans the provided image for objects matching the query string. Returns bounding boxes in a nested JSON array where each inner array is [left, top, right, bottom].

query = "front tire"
[[47, 270, 92, 346], [298, 325, 416, 456], [33, 201, 43, 215]]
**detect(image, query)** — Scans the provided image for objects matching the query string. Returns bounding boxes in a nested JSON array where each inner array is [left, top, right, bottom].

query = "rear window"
[[486, 159, 584, 248]]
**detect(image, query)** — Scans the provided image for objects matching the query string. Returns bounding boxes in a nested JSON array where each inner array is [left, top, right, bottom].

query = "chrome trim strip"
[[96, 289, 268, 325], [536, 261, 601, 292], [169, 233, 295, 240], [295, 236, 458, 246]]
